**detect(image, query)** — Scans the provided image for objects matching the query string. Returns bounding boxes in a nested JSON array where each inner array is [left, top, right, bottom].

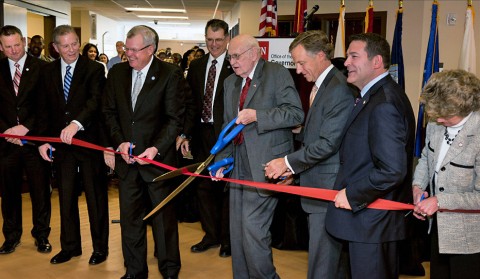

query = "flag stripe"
[[334, 5, 346, 58], [259, 0, 278, 37], [459, 5, 476, 74]]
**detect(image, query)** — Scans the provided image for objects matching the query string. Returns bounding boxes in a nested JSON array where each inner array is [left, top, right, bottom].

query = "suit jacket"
[[102, 57, 185, 181], [287, 67, 355, 213], [325, 74, 415, 243], [216, 58, 304, 194], [186, 54, 233, 139], [413, 112, 480, 254], [37, 55, 106, 159], [0, 55, 47, 152]]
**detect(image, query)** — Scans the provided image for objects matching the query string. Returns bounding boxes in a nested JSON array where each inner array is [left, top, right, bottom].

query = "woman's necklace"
[[444, 127, 460, 145]]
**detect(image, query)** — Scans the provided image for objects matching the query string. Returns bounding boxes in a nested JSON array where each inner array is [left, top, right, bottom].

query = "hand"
[[60, 123, 79, 145], [276, 173, 294, 185], [236, 109, 257, 125], [264, 158, 289, 180], [4, 125, 29, 145], [135, 146, 158, 165], [38, 143, 54, 162], [104, 147, 115, 169], [413, 196, 438, 221], [118, 142, 135, 164], [180, 140, 190, 157], [175, 136, 185, 151], [292, 125, 302, 134], [412, 185, 428, 205], [211, 167, 225, 181], [334, 189, 352, 210]]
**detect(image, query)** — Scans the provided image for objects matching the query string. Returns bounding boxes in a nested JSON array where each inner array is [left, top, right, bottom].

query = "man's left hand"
[[264, 158, 289, 180], [236, 109, 257, 125], [135, 147, 158, 165], [60, 123, 79, 145]]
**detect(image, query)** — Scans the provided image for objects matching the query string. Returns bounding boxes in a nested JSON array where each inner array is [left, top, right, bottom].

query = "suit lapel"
[[244, 59, 265, 108], [68, 56, 87, 103], [51, 60, 65, 105], [134, 58, 160, 112], [232, 76, 243, 113], [441, 112, 480, 166], [306, 68, 337, 125]]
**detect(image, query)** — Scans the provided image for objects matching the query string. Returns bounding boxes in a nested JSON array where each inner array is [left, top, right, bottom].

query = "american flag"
[[259, 0, 278, 37]]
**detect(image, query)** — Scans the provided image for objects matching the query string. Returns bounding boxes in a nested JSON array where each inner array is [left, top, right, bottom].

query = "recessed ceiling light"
[[138, 15, 189, 19], [125, 8, 186, 13], [150, 22, 191, 25]]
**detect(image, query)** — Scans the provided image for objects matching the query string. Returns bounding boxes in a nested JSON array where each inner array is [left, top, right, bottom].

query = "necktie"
[[233, 77, 251, 145], [132, 71, 143, 110], [309, 84, 318, 107], [202, 59, 217, 122], [64, 65, 72, 102], [13, 62, 21, 96]]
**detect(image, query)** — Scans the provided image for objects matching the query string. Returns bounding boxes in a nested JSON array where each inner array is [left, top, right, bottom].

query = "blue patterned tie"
[[64, 65, 72, 102]]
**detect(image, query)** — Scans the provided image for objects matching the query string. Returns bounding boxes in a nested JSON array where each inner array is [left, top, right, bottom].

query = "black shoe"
[[50, 250, 82, 264], [0, 240, 20, 254], [88, 251, 108, 265], [219, 244, 231, 257], [35, 237, 52, 253], [190, 240, 220, 253]]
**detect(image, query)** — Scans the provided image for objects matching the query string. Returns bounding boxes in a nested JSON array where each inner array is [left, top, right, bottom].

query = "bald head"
[[228, 34, 261, 78]]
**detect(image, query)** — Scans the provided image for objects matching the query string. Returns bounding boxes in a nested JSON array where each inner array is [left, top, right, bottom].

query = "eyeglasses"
[[56, 41, 79, 50], [226, 47, 253, 61], [206, 37, 226, 44], [123, 45, 151, 54]]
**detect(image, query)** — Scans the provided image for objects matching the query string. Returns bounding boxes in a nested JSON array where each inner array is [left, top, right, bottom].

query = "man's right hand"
[[38, 143, 54, 162], [118, 142, 135, 164]]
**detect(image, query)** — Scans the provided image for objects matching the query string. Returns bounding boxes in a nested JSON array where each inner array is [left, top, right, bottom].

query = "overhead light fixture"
[[126, 8, 186, 13], [138, 15, 189, 20], [150, 21, 191, 25]]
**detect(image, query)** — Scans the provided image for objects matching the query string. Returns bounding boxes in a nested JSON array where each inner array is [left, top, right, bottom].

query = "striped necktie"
[[13, 62, 21, 96], [131, 71, 143, 110], [64, 65, 72, 102]]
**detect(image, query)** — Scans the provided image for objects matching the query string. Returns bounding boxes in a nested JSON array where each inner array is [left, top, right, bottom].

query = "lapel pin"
[[253, 84, 257, 88], [151, 76, 155, 81], [459, 143, 463, 147], [26, 68, 29, 71], [363, 100, 366, 105]]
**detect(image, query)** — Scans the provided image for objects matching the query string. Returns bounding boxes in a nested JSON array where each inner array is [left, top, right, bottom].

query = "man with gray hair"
[[103, 25, 184, 279], [213, 34, 304, 279], [265, 30, 354, 279]]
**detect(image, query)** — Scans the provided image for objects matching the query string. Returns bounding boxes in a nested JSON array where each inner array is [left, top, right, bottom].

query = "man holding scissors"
[[213, 34, 304, 279], [102, 25, 185, 279]]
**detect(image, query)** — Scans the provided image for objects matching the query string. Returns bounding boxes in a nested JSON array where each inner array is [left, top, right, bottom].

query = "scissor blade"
[[152, 162, 203, 182], [144, 155, 214, 220]]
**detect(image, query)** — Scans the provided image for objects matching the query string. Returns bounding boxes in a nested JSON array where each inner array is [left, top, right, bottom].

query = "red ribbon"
[[2, 133, 479, 214]]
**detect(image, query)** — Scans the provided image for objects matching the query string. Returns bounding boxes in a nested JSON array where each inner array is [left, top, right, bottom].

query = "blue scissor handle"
[[210, 117, 245, 155], [207, 157, 234, 175]]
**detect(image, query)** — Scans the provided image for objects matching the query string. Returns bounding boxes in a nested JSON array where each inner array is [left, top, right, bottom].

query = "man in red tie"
[[212, 34, 304, 279], [180, 19, 234, 257], [0, 25, 52, 254]]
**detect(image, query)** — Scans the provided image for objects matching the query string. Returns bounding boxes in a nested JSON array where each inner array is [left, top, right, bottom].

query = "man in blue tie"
[[37, 25, 109, 266]]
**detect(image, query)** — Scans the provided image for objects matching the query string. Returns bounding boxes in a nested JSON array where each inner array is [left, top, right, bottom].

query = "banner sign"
[[257, 37, 295, 69]]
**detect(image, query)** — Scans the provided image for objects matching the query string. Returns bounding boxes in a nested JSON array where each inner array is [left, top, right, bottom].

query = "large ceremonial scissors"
[[144, 118, 244, 220]]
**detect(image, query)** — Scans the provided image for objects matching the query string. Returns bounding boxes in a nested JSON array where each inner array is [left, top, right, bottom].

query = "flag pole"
[[399, 0, 403, 9]]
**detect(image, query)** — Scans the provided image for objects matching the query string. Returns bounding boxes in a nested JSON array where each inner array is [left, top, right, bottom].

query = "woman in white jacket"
[[412, 69, 480, 279]]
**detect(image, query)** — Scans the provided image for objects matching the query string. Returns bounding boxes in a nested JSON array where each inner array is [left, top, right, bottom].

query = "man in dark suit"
[[325, 33, 415, 279], [179, 19, 233, 257], [0, 25, 51, 255], [265, 30, 354, 279], [213, 34, 304, 279], [102, 25, 184, 279], [37, 25, 109, 265]]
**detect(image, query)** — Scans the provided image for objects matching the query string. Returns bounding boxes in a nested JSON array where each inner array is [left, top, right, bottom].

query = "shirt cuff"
[[71, 120, 84, 131], [284, 155, 295, 174]]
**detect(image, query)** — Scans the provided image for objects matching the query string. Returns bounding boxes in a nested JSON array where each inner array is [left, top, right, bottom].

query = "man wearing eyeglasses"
[[37, 25, 109, 265], [212, 34, 304, 279], [103, 25, 185, 279], [180, 19, 234, 259]]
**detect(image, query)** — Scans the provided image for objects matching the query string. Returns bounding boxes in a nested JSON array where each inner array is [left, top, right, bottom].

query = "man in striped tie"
[[0, 25, 52, 255]]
